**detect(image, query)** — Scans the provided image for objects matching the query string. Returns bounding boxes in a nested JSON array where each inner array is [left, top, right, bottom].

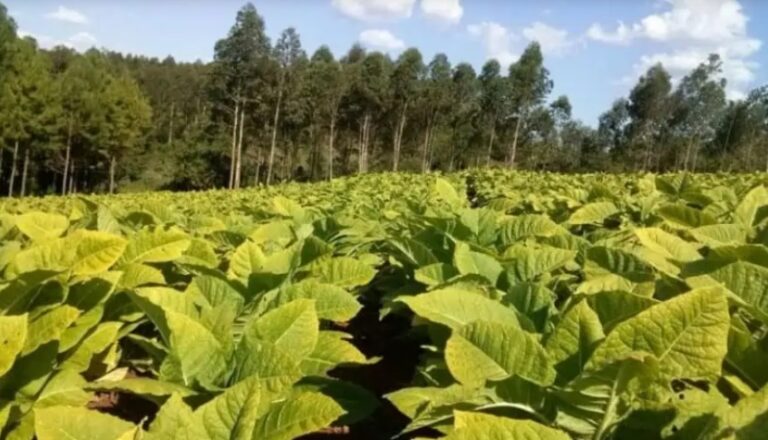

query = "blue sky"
[[6, 0, 768, 125]]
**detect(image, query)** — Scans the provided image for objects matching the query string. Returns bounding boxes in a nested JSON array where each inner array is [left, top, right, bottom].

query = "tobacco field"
[[1, 170, 768, 439]]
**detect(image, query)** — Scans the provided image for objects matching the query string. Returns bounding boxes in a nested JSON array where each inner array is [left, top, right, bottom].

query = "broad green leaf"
[[415, 263, 459, 286], [545, 301, 604, 382], [585, 246, 654, 283], [118, 263, 165, 289], [300, 331, 368, 376], [129, 287, 197, 343], [568, 202, 619, 225], [386, 384, 490, 433], [232, 336, 302, 392], [453, 241, 502, 284], [265, 280, 361, 322], [657, 204, 717, 229], [160, 310, 228, 388], [587, 290, 657, 330], [500, 215, 564, 244], [248, 299, 318, 360], [308, 257, 375, 288], [15, 212, 68, 241], [503, 245, 576, 282], [586, 287, 729, 380], [633, 227, 700, 262], [251, 391, 345, 440], [690, 224, 747, 247], [60, 321, 122, 372], [706, 383, 768, 440], [0, 314, 27, 376], [34, 406, 137, 440], [398, 288, 522, 330], [7, 231, 126, 277], [447, 411, 570, 439], [292, 377, 378, 426], [118, 227, 190, 265], [178, 238, 219, 268], [726, 316, 768, 388], [0, 271, 58, 315], [146, 393, 193, 440], [734, 185, 768, 227], [35, 369, 91, 409], [685, 259, 768, 322], [434, 177, 464, 209], [23, 306, 79, 355], [182, 376, 265, 440], [69, 231, 128, 276], [228, 241, 266, 280], [445, 321, 555, 386]]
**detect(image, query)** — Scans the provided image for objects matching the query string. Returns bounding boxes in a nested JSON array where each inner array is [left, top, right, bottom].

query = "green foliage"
[[1, 170, 768, 438]]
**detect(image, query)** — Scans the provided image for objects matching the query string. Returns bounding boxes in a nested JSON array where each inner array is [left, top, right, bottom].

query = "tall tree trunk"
[[267, 85, 283, 185], [69, 163, 75, 194], [235, 107, 245, 189], [8, 140, 19, 197], [420, 115, 433, 173], [509, 116, 522, 168], [309, 123, 318, 180], [109, 155, 116, 194], [357, 116, 365, 174], [683, 138, 694, 171], [255, 147, 262, 186], [0, 145, 4, 194], [691, 146, 699, 172], [62, 118, 72, 195], [486, 121, 496, 167], [392, 104, 407, 172], [359, 113, 371, 173], [20, 148, 29, 197], [168, 102, 175, 146], [328, 116, 336, 181], [229, 100, 240, 189]]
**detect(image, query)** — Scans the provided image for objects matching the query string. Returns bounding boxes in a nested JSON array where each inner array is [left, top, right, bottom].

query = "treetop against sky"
[[6, 0, 768, 125]]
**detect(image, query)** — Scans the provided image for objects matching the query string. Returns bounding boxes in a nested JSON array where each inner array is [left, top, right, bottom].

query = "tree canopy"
[[0, 1, 767, 196]]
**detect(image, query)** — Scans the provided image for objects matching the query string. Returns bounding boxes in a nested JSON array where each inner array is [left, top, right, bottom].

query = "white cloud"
[[331, 0, 415, 21], [359, 29, 405, 51], [420, 0, 463, 24], [587, 22, 634, 45], [522, 22, 574, 56], [68, 31, 97, 48], [45, 5, 88, 24], [468, 21, 519, 67], [19, 30, 97, 51], [588, 0, 761, 99]]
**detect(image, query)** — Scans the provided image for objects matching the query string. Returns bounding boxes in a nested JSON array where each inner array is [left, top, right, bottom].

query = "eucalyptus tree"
[[478, 59, 507, 165], [447, 62, 479, 170], [389, 48, 424, 171], [507, 43, 552, 168], [211, 3, 271, 188], [306, 46, 345, 180], [267, 27, 306, 185], [627, 63, 672, 170], [354, 52, 390, 173], [668, 54, 726, 170], [0, 38, 55, 196], [100, 72, 151, 193]]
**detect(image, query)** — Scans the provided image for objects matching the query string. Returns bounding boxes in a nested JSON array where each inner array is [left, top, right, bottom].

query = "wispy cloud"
[[587, 0, 761, 97], [359, 29, 405, 51], [46, 5, 88, 25]]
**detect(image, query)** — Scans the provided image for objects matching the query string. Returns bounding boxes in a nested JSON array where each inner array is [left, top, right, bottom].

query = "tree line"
[[1, 3, 767, 196]]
